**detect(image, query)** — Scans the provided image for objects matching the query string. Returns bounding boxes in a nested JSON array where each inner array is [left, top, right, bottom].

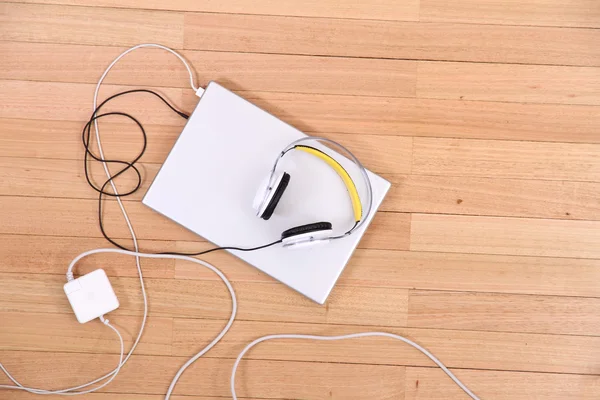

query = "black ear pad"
[[261, 172, 291, 220], [281, 222, 333, 240]]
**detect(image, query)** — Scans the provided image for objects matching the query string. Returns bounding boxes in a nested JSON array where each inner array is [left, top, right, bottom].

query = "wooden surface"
[[0, 0, 599, 399]]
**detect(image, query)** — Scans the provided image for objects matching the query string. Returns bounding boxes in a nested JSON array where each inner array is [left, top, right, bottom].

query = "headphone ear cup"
[[281, 222, 333, 247], [259, 172, 291, 220]]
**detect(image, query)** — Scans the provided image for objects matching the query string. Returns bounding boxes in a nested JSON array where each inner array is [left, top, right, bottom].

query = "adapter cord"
[[0, 316, 124, 395], [231, 333, 481, 400]]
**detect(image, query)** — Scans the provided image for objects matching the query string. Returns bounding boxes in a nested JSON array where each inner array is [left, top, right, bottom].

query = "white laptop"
[[143, 82, 390, 304]]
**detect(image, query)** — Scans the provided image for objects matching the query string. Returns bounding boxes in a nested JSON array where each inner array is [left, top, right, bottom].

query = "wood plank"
[[7, 233, 587, 300], [0, 234, 176, 278], [342, 249, 600, 298], [0, 3, 184, 47], [410, 214, 600, 258], [0, 137, 409, 198], [0, 118, 412, 173], [0, 196, 411, 251], [184, 13, 600, 67], [5, 156, 600, 222], [408, 290, 600, 336], [2, 4, 599, 67], [0, 157, 157, 201], [0, 311, 172, 356], [360, 212, 411, 251], [184, 90, 600, 143], [0, 351, 406, 398], [0, 273, 409, 326], [4, 81, 600, 143], [418, 62, 600, 106], [412, 138, 600, 181], [0, 119, 182, 163], [9, 0, 420, 22], [0, 42, 417, 98], [404, 367, 600, 400], [385, 174, 600, 220], [0, 195, 201, 243], [0, 81, 188, 126], [175, 246, 600, 298], [173, 319, 600, 375], [421, 0, 600, 28], [2, 394, 230, 400]]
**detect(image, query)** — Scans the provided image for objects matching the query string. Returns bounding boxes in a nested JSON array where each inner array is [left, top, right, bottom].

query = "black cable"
[[83, 89, 282, 255], [165, 239, 284, 257]]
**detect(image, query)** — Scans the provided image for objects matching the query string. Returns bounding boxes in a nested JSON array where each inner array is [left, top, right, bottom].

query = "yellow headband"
[[295, 145, 362, 222]]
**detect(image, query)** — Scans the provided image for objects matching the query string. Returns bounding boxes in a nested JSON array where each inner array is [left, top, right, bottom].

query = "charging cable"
[[66, 248, 237, 399], [0, 316, 124, 395], [231, 332, 481, 400]]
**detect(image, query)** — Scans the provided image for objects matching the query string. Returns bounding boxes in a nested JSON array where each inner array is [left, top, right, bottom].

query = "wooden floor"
[[1, 0, 600, 399]]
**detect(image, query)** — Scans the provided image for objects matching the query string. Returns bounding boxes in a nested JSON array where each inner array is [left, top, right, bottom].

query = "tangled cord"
[[82, 89, 281, 255]]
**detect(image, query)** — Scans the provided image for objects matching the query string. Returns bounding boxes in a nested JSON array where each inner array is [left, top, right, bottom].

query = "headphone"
[[252, 137, 374, 248]]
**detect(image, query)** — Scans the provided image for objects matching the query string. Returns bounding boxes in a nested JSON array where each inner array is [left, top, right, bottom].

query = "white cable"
[[58, 44, 198, 391], [63, 44, 199, 394], [231, 332, 481, 400], [87, 44, 200, 395], [0, 248, 236, 397], [0, 44, 201, 396], [66, 248, 237, 400], [0, 317, 124, 395]]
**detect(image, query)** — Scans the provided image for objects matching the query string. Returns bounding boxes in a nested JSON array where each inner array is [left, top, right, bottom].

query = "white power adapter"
[[64, 269, 120, 323]]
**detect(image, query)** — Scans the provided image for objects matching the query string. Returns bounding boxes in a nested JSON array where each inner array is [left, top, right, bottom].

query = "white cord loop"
[[0, 318, 124, 395], [231, 332, 481, 400]]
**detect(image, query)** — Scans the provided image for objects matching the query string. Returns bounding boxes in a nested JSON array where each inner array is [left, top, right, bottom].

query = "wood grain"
[[0, 136, 408, 199], [0, 42, 418, 98], [173, 319, 600, 374], [2, 1, 600, 399], [0, 3, 184, 47], [5, 158, 600, 221], [9, 0, 421, 21], [418, 62, 600, 106], [404, 367, 600, 400], [0, 118, 182, 162], [408, 290, 600, 336], [9, 231, 595, 301], [3, 394, 213, 400], [0, 273, 409, 327], [0, 118, 412, 175], [4, 81, 600, 143], [184, 12, 600, 67], [0, 81, 187, 125], [385, 174, 600, 220], [0, 311, 172, 356], [176, 247, 600, 298], [410, 214, 600, 258], [421, 0, 600, 28], [0, 350, 406, 398], [2, 3, 599, 67], [2, 395, 231, 400], [412, 138, 600, 181], [0, 196, 411, 250], [0, 234, 176, 278]]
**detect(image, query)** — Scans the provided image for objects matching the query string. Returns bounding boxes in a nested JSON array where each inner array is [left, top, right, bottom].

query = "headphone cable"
[[83, 89, 282, 256]]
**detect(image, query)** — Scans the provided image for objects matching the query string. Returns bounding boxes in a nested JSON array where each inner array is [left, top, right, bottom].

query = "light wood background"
[[1, 0, 599, 399]]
